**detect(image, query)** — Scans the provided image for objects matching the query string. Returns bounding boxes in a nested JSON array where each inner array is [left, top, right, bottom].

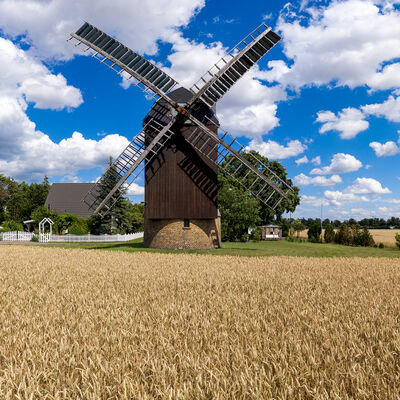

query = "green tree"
[[0, 174, 10, 223], [218, 150, 300, 239], [4, 177, 50, 223], [29, 177, 50, 210], [324, 224, 335, 243], [0, 220, 24, 232], [359, 227, 375, 247], [90, 158, 129, 234], [122, 201, 144, 233], [250, 226, 263, 242], [396, 234, 400, 249], [290, 219, 305, 238], [218, 177, 261, 241], [31, 206, 60, 233], [221, 151, 299, 223], [335, 224, 353, 245], [307, 223, 322, 243]]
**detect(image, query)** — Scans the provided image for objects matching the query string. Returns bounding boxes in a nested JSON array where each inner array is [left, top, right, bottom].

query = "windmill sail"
[[70, 22, 178, 99], [68, 19, 292, 219], [83, 118, 176, 217], [189, 23, 281, 107], [184, 114, 292, 210]]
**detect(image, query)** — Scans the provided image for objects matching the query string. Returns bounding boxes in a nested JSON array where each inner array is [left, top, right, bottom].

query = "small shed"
[[262, 225, 282, 241]]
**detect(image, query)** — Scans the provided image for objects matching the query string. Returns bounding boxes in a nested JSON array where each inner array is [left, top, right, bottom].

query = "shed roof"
[[44, 183, 96, 219]]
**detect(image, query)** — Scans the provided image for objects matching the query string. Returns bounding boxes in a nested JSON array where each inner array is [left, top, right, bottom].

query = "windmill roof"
[[44, 183, 96, 220], [167, 87, 195, 103], [144, 87, 219, 126]]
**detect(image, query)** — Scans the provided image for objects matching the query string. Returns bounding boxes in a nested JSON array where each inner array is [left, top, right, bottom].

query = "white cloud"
[[217, 80, 286, 138], [369, 141, 400, 157], [126, 183, 145, 196], [0, 0, 205, 60], [311, 156, 321, 165], [377, 206, 400, 217], [266, 0, 400, 91], [0, 38, 129, 180], [324, 190, 370, 207], [387, 199, 400, 204], [345, 177, 391, 194], [310, 153, 362, 175], [0, 97, 129, 180], [301, 195, 330, 207], [294, 173, 342, 187], [362, 95, 400, 122], [246, 139, 307, 159], [316, 108, 369, 139], [295, 156, 309, 165], [0, 37, 82, 110]]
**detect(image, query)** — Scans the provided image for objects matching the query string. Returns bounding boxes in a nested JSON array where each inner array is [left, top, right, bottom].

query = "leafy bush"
[[307, 223, 322, 243], [68, 222, 88, 235], [359, 227, 375, 247], [31, 206, 59, 232], [0, 220, 24, 232], [334, 224, 374, 247], [395, 234, 400, 249], [250, 226, 263, 242], [324, 224, 335, 243], [378, 242, 384, 249], [281, 222, 290, 238], [240, 233, 250, 242], [56, 214, 88, 235], [335, 224, 352, 245], [30, 235, 38, 242]]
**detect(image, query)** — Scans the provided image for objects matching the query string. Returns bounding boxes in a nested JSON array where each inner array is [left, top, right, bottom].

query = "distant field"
[[370, 229, 400, 246], [1, 246, 399, 398], [299, 228, 400, 247]]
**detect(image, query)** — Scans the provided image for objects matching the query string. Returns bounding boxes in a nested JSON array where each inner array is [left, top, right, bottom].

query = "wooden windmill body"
[[143, 87, 220, 249]]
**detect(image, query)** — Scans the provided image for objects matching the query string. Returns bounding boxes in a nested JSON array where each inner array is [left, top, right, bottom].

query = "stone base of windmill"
[[143, 218, 221, 250]]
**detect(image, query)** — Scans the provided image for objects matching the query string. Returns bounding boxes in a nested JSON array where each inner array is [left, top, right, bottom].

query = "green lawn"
[[47, 239, 400, 258]]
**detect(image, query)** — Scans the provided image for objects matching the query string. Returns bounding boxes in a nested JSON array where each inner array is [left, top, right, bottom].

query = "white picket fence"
[[0, 231, 143, 243], [0, 231, 35, 241], [42, 232, 143, 243]]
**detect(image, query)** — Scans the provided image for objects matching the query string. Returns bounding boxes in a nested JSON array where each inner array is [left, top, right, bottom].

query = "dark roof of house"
[[45, 183, 95, 220]]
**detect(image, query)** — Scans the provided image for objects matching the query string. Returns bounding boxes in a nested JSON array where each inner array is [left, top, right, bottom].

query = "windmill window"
[[184, 219, 190, 228]]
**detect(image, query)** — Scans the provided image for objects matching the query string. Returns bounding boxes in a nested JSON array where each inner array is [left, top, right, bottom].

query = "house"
[[262, 225, 282, 240], [45, 183, 96, 219]]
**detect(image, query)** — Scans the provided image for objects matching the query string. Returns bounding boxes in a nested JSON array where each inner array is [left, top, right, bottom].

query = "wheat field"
[[1, 246, 400, 399]]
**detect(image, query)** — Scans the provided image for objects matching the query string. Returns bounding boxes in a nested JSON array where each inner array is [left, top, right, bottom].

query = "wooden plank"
[[145, 124, 218, 219]]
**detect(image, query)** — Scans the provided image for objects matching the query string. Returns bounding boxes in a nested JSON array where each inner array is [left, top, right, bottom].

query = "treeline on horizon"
[[282, 217, 400, 230]]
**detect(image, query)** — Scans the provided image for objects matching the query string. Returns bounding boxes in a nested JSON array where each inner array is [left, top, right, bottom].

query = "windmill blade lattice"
[[184, 115, 292, 210], [69, 22, 179, 100], [189, 23, 281, 107], [83, 118, 176, 217]]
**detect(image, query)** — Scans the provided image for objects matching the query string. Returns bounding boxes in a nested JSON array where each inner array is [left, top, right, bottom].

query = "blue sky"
[[0, 0, 399, 220]]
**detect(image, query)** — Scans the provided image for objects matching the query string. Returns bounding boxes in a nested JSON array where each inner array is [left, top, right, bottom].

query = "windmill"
[[68, 20, 294, 249]]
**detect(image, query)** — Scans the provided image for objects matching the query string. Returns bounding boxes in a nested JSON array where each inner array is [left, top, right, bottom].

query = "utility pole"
[[320, 201, 323, 242]]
